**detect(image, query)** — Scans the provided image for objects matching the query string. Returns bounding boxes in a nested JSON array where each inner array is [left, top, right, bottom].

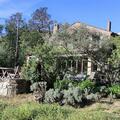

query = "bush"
[[108, 84, 120, 98], [21, 57, 40, 83], [78, 80, 95, 91], [45, 79, 104, 107], [93, 86, 109, 97], [86, 93, 101, 102], [45, 83, 100, 107], [54, 79, 73, 90], [62, 86, 83, 106], [44, 89, 63, 103]]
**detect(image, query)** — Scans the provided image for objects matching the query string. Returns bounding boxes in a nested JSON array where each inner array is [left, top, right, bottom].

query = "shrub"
[[45, 83, 100, 107], [44, 86, 84, 107], [78, 80, 95, 91], [108, 84, 120, 98], [62, 87, 83, 106], [86, 93, 101, 102], [93, 86, 109, 97], [44, 89, 63, 103], [21, 57, 40, 83], [54, 79, 72, 90]]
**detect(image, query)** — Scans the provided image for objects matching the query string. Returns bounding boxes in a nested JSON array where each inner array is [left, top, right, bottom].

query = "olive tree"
[[52, 25, 115, 84]]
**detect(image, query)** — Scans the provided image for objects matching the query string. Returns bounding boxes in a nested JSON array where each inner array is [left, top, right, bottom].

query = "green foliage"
[[21, 57, 40, 83], [99, 86, 108, 93], [20, 30, 44, 52], [5, 12, 27, 67], [0, 24, 3, 35], [107, 37, 120, 82], [1, 102, 73, 120], [29, 7, 53, 33], [53, 79, 97, 106], [44, 89, 55, 103], [86, 93, 100, 102], [20, 43, 66, 87], [30, 44, 67, 85], [0, 101, 8, 119], [30, 82, 39, 91], [0, 42, 8, 66], [1, 101, 120, 120], [54, 75, 95, 90], [44, 89, 63, 103], [93, 86, 109, 97], [54, 79, 72, 90], [44, 85, 101, 107], [44, 86, 83, 106], [78, 80, 95, 91], [108, 84, 120, 95], [63, 87, 83, 106], [19, 30, 44, 66]]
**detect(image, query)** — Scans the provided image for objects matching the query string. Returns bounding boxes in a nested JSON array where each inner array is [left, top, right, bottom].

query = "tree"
[[0, 24, 3, 35], [52, 25, 115, 83], [108, 36, 120, 83], [21, 44, 56, 87], [19, 30, 44, 66], [0, 37, 8, 66], [29, 7, 53, 34], [5, 12, 26, 66], [70, 28, 113, 69], [51, 23, 71, 50]]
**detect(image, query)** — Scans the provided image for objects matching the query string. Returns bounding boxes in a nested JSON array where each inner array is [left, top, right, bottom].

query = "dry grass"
[[0, 94, 120, 120], [1, 94, 120, 112], [0, 94, 34, 105]]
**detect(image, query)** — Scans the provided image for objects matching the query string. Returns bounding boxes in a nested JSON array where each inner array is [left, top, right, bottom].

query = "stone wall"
[[0, 81, 16, 97], [0, 79, 30, 97]]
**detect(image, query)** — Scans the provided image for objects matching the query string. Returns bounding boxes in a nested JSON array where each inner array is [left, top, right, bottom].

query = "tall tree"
[[29, 7, 53, 34], [6, 12, 26, 66], [19, 30, 44, 65]]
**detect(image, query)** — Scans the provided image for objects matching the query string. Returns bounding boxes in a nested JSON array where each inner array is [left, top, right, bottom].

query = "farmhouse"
[[51, 20, 118, 77]]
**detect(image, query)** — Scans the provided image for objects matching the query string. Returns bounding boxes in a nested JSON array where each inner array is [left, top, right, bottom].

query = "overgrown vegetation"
[[0, 100, 120, 120], [0, 6, 120, 119]]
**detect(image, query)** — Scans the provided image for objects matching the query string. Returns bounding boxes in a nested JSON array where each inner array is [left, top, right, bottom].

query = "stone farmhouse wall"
[[0, 79, 30, 97]]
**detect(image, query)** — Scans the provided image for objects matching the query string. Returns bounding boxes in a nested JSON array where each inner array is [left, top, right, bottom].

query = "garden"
[[0, 7, 120, 120]]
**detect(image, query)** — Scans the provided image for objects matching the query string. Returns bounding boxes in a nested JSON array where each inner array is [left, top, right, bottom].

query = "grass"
[[0, 94, 120, 120]]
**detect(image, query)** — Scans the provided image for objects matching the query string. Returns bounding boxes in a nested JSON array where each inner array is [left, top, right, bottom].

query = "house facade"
[[51, 20, 118, 76]]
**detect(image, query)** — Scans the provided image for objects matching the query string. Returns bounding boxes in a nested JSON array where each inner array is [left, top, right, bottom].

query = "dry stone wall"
[[0, 79, 30, 97], [0, 81, 17, 97]]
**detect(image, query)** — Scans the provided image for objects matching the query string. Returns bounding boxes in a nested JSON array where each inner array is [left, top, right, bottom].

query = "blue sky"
[[0, 0, 120, 32]]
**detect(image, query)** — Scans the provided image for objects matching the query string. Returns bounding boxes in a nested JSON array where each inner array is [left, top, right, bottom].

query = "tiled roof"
[[68, 22, 112, 37]]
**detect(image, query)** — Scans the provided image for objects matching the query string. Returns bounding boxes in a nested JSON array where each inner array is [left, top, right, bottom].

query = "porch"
[[56, 54, 97, 76]]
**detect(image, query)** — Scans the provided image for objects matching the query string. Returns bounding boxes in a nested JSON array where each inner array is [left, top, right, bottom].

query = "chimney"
[[53, 23, 59, 34], [107, 19, 111, 32]]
